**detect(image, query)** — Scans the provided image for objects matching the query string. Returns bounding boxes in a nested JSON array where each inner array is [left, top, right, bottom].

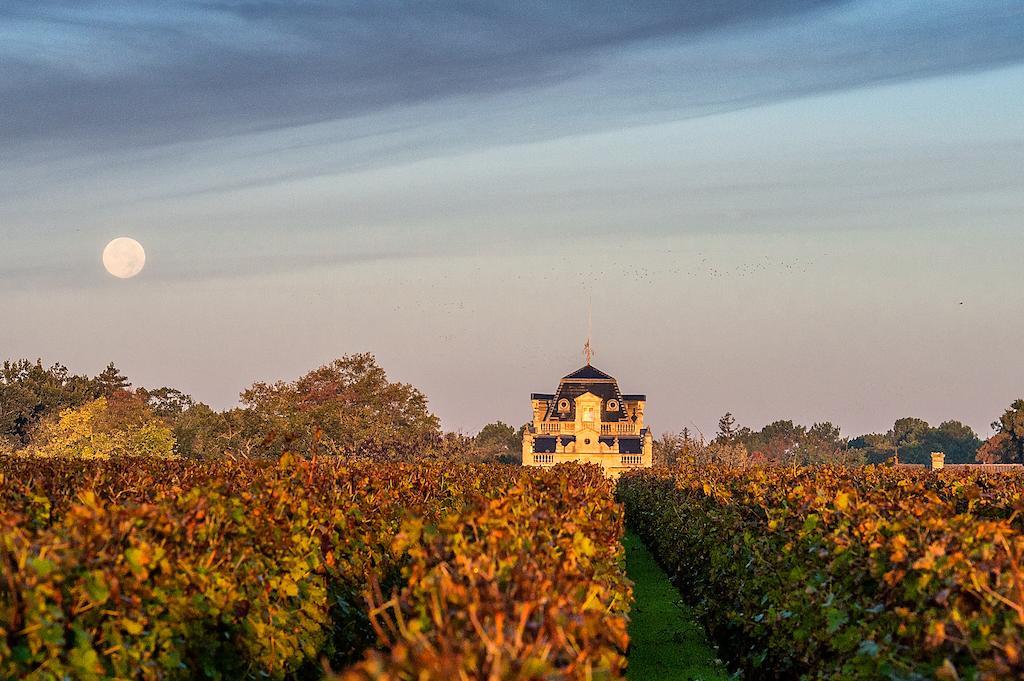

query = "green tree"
[[93, 362, 131, 397], [716, 412, 738, 443], [515, 423, 528, 452], [654, 427, 704, 467], [853, 433, 889, 464], [0, 359, 97, 446], [138, 386, 195, 420], [655, 428, 748, 467], [172, 402, 228, 459], [475, 421, 521, 463], [889, 417, 929, 463], [743, 420, 805, 464], [795, 422, 856, 465], [730, 420, 854, 466], [476, 421, 516, 450], [920, 420, 981, 464], [705, 440, 749, 466], [851, 418, 934, 464], [235, 353, 440, 457]]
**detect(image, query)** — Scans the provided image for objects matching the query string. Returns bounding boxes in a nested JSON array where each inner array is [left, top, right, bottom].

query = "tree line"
[[654, 403, 1024, 467], [0, 355, 458, 460], [4, 355, 1021, 466]]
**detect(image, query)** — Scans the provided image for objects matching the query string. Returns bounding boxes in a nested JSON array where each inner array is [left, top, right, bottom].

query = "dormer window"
[[606, 399, 619, 412], [557, 398, 570, 413]]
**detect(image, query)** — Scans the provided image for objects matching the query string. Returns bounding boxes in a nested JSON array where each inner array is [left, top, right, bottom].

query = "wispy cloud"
[[0, 246, 415, 291], [4, 0, 1022, 157]]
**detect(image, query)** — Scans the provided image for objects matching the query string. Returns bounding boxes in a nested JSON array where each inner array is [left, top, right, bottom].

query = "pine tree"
[[93, 362, 131, 397], [716, 412, 738, 443]]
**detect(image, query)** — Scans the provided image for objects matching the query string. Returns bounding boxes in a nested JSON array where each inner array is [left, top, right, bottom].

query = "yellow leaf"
[[121, 619, 144, 635], [935, 659, 959, 681]]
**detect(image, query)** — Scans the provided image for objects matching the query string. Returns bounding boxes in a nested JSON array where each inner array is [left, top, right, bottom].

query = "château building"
[[522, 363, 653, 478]]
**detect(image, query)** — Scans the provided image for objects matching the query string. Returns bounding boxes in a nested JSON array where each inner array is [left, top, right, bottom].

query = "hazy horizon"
[[3, 1, 1023, 438]]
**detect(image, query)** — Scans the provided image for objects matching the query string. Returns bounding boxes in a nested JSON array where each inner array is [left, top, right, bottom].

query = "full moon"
[[102, 237, 146, 278]]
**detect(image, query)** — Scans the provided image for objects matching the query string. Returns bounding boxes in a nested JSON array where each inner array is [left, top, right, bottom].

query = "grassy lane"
[[624, 532, 732, 681]]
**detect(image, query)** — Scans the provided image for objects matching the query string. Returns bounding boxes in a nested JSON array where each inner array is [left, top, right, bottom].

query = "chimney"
[[930, 452, 945, 470]]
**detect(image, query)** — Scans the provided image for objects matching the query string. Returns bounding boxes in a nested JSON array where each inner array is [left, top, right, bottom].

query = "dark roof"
[[562, 364, 615, 380], [535, 363, 651, 423], [618, 437, 642, 454], [533, 363, 648, 423], [533, 437, 557, 453], [532, 436, 643, 454], [545, 378, 626, 422], [600, 435, 641, 451], [531, 436, 576, 453]]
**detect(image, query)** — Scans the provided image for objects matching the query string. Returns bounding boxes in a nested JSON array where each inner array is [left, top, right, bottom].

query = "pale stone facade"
[[522, 364, 653, 478]]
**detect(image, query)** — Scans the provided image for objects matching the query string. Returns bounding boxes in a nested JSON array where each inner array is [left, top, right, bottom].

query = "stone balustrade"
[[536, 421, 638, 435], [601, 422, 637, 435]]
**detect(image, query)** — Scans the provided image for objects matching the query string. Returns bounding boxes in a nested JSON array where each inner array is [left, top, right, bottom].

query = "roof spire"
[[583, 296, 593, 365]]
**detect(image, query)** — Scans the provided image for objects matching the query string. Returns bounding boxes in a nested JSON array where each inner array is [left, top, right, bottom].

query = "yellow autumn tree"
[[25, 394, 175, 458]]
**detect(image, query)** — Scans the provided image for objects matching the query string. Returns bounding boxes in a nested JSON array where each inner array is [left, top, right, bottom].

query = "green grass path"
[[623, 532, 731, 681]]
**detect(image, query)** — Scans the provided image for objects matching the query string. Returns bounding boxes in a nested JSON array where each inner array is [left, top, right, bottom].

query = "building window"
[[607, 399, 619, 412], [583, 406, 596, 422], [558, 398, 570, 413]]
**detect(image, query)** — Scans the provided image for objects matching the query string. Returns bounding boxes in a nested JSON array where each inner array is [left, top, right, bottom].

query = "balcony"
[[537, 421, 638, 436], [533, 454, 554, 464], [601, 423, 637, 435], [620, 455, 643, 466]]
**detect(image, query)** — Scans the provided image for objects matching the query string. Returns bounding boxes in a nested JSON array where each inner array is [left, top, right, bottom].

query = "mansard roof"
[[533, 363, 647, 422], [545, 364, 627, 421], [562, 365, 615, 380]]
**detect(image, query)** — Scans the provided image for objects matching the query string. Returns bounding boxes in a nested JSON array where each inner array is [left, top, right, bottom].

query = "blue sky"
[[1, 1, 1023, 436]]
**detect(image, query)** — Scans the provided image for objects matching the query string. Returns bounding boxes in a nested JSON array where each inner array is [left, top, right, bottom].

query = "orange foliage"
[[0, 456, 629, 680], [618, 465, 1024, 680]]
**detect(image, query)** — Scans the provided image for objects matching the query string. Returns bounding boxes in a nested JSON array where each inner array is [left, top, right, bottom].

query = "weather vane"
[[583, 298, 594, 365]]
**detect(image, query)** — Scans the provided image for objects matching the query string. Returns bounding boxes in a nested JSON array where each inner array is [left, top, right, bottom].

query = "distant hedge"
[[1, 456, 629, 680], [618, 465, 1024, 680]]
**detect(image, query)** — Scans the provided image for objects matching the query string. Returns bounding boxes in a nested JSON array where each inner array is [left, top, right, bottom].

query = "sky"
[[2, 1, 1023, 438]]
